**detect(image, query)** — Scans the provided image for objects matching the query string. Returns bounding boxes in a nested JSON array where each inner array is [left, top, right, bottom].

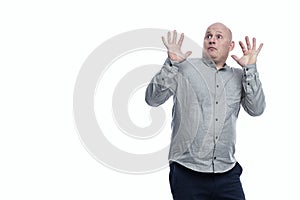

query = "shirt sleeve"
[[241, 64, 266, 116], [145, 58, 179, 107]]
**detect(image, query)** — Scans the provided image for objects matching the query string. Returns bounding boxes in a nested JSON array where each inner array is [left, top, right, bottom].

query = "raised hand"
[[162, 30, 192, 62], [231, 36, 263, 67]]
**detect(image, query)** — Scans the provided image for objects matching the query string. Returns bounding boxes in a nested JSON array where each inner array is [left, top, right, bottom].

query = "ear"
[[229, 41, 235, 51]]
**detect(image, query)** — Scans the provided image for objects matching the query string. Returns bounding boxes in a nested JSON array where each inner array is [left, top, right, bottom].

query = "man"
[[145, 22, 266, 199]]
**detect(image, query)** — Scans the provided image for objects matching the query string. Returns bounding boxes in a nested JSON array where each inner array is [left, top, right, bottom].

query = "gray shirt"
[[145, 57, 266, 173]]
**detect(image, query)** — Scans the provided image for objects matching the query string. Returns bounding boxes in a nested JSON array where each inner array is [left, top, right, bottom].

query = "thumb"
[[184, 51, 192, 58], [231, 55, 238, 62]]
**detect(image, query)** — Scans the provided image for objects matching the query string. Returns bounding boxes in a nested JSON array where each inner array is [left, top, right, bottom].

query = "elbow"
[[249, 109, 264, 117], [243, 91, 266, 116], [145, 97, 160, 107], [145, 83, 168, 107], [248, 102, 266, 117], [145, 89, 162, 107]]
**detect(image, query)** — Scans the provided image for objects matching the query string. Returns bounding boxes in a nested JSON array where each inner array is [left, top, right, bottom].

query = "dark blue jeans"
[[169, 162, 245, 200]]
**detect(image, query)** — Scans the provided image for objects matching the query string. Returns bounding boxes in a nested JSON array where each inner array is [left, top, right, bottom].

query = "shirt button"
[[214, 157, 217, 160], [216, 136, 218, 139], [246, 68, 249, 71], [216, 85, 219, 88], [215, 118, 218, 121], [216, 101, 218, 104]]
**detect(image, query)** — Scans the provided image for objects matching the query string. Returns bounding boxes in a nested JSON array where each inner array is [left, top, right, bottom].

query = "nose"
[[208, 35, 216, 45]]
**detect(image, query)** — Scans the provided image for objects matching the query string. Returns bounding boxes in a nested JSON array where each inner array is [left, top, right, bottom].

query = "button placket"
[[214, 72, 222, 140]]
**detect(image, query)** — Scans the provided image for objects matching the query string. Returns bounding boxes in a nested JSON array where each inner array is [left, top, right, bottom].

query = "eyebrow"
[[205, 31, 224, 35]]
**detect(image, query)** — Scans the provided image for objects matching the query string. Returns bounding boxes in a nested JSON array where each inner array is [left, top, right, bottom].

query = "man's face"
[[203, 23, 234, 65]]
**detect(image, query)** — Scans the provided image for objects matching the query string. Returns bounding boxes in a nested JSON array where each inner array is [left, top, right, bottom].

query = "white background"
[[1, 0, 299, 199]]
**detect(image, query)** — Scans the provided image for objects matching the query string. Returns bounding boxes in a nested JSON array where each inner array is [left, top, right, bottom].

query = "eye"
[[206, 34, 212, 39], [217, 34, 223, 39]]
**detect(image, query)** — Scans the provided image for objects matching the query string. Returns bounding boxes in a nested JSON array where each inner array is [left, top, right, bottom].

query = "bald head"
[[206, 22, 232, 41]]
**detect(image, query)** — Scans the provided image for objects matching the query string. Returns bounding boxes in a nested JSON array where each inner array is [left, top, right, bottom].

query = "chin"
[[203, 52, 214, 59], [208, 54, 217, 60]]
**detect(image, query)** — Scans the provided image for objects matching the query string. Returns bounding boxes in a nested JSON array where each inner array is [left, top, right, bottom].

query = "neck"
[[215, 62, 226, 69]]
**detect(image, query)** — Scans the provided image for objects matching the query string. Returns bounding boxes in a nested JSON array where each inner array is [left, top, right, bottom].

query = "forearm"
[[145, 58, 178, 107], [242, 64, 266, 116]]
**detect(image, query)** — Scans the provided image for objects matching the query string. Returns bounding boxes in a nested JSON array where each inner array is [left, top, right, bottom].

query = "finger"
[[162, 36, 168, 48], [178, 33, 184, 47], [239, 41, 247, 53], [257, 43, 263, 54], [167, 31, 171, 44], [245, 36, 251, 50], [172, 30, 177, 44], [252, 37, 256, 50]]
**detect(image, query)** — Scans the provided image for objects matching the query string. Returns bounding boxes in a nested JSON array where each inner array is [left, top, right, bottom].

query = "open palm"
[[231, 36, 263, 67], [162, 30, 192, 62]]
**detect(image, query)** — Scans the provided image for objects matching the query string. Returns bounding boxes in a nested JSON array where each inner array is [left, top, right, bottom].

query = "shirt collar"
[[202, 57, 229, 70]]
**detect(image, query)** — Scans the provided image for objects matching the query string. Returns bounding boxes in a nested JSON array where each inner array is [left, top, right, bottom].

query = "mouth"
[[208, 47, 217, 51]]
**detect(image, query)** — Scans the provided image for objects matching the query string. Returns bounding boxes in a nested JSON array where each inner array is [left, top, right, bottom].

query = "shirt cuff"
[[164, 58, 179, 73], [243, 64, 257, 76], [242, 64, 260, 90]]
